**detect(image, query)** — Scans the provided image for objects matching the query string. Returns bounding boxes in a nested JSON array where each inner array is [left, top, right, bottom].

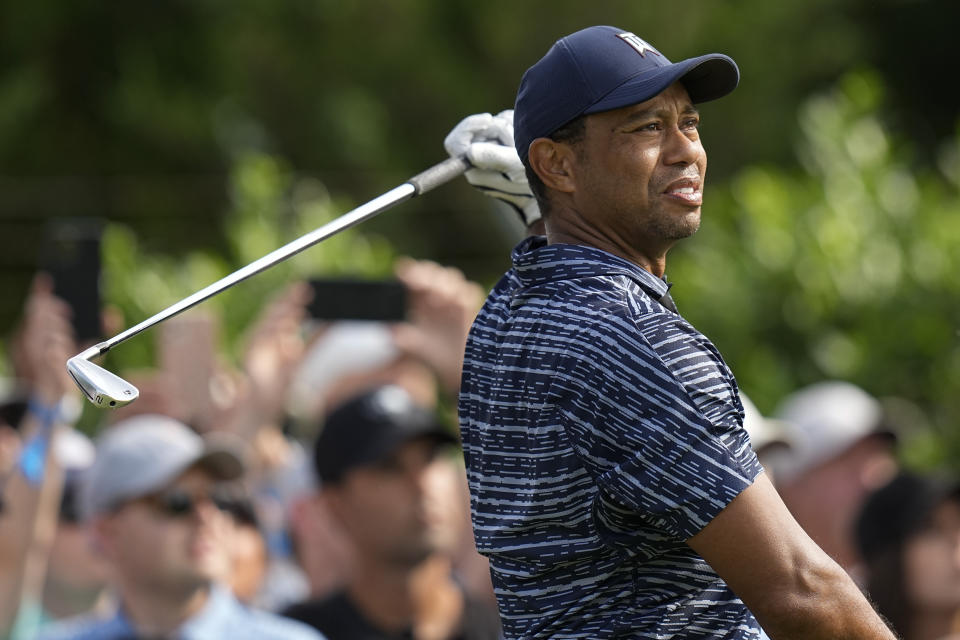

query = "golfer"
[[456, 25, 896, 639]]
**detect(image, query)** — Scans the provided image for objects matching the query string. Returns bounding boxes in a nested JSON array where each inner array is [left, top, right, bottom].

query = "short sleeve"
[[554, 310, 762, 541]]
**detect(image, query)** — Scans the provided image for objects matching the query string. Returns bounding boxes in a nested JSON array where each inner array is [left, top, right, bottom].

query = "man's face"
[[905, 498, 960, 612], [96, 467, 233, 594], [566, 82, 707, 258], [327, 438, 454, 568]]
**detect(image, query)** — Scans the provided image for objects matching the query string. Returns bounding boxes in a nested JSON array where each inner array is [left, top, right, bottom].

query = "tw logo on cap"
[[617, 32, 661, 58]]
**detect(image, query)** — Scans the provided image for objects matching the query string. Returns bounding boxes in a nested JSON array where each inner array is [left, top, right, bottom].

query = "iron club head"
[[66, 354, 139, 408]]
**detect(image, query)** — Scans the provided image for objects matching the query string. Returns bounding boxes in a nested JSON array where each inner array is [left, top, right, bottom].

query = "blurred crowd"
[[1, 256, 959, 640]]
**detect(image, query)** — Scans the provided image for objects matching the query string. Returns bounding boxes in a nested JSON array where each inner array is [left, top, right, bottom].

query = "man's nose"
[[193, 494, 225, 524], [662, 124, 703, 166]]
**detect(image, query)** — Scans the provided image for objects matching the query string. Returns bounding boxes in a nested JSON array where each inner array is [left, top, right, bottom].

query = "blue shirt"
[[458, 237, 763, 639], [36, 584, 325, 640]]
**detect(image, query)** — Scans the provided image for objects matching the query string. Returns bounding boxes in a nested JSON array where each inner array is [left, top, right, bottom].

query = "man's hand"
[[392, 258, 484, 396], [241, 282, 312, 418], [444, 110, 541, 228], [13, 275, 78, 407]]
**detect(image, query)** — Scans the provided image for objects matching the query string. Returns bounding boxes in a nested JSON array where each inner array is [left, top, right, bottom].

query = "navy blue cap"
[[313, 385, 457, 484], [514, 26, 740, 165]]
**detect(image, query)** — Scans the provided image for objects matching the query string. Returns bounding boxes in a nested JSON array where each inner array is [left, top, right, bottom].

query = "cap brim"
[[355, 426, 458, 469], [585, 53, 739, 115], [193, 446, 245, 482], [322, 425, 458, 484]]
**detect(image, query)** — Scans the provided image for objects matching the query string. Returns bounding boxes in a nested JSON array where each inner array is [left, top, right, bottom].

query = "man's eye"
[[682, 118, 701, 130]]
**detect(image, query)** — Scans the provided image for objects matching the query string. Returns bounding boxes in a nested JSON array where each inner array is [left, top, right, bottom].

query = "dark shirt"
[[458, 237, 763, 638], [282, 590, 501, 640]]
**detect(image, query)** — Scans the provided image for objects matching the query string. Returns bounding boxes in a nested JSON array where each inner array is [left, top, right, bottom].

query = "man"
[[38, 414, 323, 640], [774, 380, 899, 576], [1, 274, 89, 638], [855, 472, 960, 640], [455, 25, 896, 639], [282, 385, 501, 640]]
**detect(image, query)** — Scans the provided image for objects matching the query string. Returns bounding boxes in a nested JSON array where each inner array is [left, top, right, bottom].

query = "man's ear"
[[90, 515, 116, 559], [318, 486, 345, 523], [528, 138, 577, 194]]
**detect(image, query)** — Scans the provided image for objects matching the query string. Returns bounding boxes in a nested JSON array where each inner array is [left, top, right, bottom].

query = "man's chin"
[[663, 218, 701, 241]]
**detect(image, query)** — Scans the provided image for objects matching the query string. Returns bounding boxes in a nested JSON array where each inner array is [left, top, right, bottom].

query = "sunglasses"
[[144, 486, 242, 519]]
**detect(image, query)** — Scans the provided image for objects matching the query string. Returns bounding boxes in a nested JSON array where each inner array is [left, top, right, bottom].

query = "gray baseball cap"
[[82, 414, 245, 519]]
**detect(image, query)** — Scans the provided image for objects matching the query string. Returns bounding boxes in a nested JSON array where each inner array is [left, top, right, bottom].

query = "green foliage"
[[101, 150, 395, 372], [670, 70, 960, 468], [1, 0, 958, 464]]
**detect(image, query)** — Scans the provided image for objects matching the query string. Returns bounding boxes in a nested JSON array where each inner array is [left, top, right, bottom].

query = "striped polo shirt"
[[458, 237, 763, 639]]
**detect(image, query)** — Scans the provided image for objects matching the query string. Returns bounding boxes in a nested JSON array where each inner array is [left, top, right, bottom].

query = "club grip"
[[407, 155, 471, 195]]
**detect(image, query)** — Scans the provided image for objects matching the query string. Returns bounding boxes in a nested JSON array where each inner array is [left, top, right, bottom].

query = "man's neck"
[[42, 579, 107, 620], [117, 580, 210, 637], [544, 217, 669, 278], [346, 554, 463, 639]]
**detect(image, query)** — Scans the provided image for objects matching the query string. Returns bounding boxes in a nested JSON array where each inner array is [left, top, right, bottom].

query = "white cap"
[[773, 381, 893, 482], [286, 322, 398, 420], [82, 414, 244, 519], [740, 393, 793, 454], [55, 427, 96, 471]]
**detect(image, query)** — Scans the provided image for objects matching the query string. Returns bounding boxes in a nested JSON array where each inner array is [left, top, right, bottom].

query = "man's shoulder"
[[190, 586, 326, 640], [281, 590, 347, 620], [281, 591, 383, 639]]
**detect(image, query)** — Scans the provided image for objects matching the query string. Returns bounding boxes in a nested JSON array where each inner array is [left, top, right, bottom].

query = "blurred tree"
[[0, 0, 957, 449], [3, 1, 956, 325], [100, 149, 396, 374], [670, 70, 960, 468]]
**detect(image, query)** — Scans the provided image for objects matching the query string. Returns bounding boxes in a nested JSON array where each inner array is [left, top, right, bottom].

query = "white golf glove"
[[444, 110, 541, 227]]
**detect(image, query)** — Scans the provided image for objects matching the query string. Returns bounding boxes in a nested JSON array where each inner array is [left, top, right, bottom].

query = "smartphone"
[[307, 278, 407, 322], [38, 218, 104, 343]]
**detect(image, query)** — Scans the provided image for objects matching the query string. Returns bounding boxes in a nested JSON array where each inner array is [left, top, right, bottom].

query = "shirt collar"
[[105, 584, 236, 638], [179, 584, 239, 637], [511, 236, 671, 300]]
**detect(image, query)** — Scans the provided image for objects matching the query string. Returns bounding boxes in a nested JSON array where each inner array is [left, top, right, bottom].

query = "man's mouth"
[[663, 179, 703, 205]]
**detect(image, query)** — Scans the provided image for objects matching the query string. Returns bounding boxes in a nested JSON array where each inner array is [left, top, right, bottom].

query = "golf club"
[[66, 155, 471, 408]]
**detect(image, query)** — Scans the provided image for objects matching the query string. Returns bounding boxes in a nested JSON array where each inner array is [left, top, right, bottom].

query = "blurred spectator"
[[34, 430, 110, 625], [856, 472, 960, 640], [1, 275, 85, 638], [282, 260, 486, 607], [62, 256, 484, 617], [774, 381, 899, 575], [282, 386, 501, 640], [0, 381, 28, 506], [37, 414, 323, 640], [220, 494, 271, 607], [287, 258, 483, 426], [227, 259, 481, 615]]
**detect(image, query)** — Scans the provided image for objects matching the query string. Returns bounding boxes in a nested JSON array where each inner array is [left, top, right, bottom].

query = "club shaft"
[[96, 183, 415, 354], [77, 155, 469, 360]]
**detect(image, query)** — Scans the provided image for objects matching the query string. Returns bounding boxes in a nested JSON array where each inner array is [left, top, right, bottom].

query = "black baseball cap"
[[313, 385, 458, 485], [514, 25, 739, 166], [855, 472, 960, 562]]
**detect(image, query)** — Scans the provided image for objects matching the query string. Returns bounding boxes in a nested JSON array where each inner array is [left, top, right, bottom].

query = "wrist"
[[27, 393, 81, 427]]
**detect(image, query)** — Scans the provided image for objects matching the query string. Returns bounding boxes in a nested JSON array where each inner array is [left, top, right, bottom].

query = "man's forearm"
[[756, 559, 897, 640]]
